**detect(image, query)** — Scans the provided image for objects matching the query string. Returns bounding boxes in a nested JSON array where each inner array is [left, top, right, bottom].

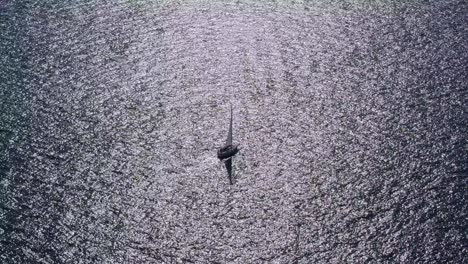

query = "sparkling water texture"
[[0, 1, 467, 263]]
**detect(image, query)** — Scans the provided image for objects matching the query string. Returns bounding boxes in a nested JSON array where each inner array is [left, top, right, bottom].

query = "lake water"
[[0, 0, 467, 263]]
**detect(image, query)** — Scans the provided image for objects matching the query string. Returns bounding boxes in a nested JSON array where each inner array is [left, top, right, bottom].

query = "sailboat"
[[217, 104, 239, 184]]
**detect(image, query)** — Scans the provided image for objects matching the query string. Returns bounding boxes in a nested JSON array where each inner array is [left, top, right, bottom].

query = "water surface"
[[1, 0, 467, 263]]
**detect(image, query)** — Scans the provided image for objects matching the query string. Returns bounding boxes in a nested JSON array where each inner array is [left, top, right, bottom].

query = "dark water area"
[[1, 0, 467, 263]]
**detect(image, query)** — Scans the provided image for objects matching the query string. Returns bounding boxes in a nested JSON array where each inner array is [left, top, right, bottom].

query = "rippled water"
[[1, 0, 467, 263]]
